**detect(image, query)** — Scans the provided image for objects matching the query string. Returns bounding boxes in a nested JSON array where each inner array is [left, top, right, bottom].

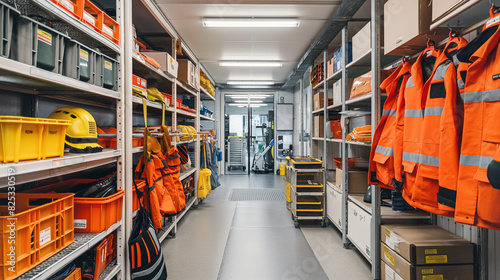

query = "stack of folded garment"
[[346, 125, 371, 142]]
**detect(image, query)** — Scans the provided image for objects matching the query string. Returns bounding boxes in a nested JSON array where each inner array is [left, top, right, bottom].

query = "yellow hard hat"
[[48, 107, 103, 153], [177, 125, 192, 141]]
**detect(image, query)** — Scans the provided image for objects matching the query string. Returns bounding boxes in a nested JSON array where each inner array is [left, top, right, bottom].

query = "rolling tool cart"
[[228, 136, 246, 171], [286, 157, 327, 228]]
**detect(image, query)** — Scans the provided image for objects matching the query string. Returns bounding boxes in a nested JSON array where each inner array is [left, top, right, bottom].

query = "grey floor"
[[162, 174, 372, 280]]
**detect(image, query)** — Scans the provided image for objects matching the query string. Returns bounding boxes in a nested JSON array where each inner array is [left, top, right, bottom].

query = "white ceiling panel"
[[154, 1, 341, 85]]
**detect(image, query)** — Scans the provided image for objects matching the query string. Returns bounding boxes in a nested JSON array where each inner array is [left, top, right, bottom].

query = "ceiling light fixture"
[[219, 61, 282, 67], [234, 100, 264, 103], [203, 18, 300, 28], [227, 81, 275, 86]]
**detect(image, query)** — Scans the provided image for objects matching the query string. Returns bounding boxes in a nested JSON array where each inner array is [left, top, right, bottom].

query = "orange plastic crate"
[[73, 189, 124, 233], [0, 193, 74, 280], [102, 13, 120, 45], [64, 267, 81, 280], [81, 0, 102, 32], [53, 0, 83, 20], [94, 232, 116, 279], [163, 93, 173, 106]]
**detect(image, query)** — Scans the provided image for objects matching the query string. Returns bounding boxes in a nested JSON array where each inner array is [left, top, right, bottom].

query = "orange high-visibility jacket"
[[412, 36, 467, 215], [453, 8, 500, 230], [395, 45, 441, 208], [369, 60, 412, 189]]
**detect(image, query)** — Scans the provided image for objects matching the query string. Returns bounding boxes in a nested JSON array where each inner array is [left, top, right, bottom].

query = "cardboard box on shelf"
[[336, 168, 368, 193], [327, 57, 335, 77], [334, 42, 353, 73], [352, 21, 384, 62], [178, 58, 197, 89], [314, 91, 324, 110], [333, 78, 354, 105], [350, 70, 392, 100], [384, 0, 448, 56], [432, 0, 482, 22], [314, 115, 324, 138], [381, 224, 475, 266], [381, 243, 475, 280], [141, 51, 178, 77]]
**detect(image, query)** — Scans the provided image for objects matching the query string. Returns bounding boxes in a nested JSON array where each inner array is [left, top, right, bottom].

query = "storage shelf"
[[31, 0, 120, 53], [180, 167, 196, 181], [347, 141, 372, 147], [312, 137, 325, 141], [0, 56, 120, 100], [346, 49, 399, 70], [18, 221, 122, 280], [347, 233, 373, 264], [313, 80, 325, 90], [177, 196, 196, 224], [177, 109, 197, 118], [98, 262, 121, 280], [132, 96, 175, 112], [176, 80, 198, 96], [312, 108, 324, 114], [157, 221, 175, 243], [200, 87, 216, 101], [0, 149, 121, 187], [133, 53, 176, 84], [345, 93, 372, 105], [328, 103, 342, 110], [327, 138, 342, 143], [201, 115, 215, 121], [327, 181, 342, 193], [326, 69, 342, 82], [174, 139, 196, 145], [348, 194, 430, 220]]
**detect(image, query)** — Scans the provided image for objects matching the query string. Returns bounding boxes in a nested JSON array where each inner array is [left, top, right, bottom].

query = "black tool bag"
[[129, 181, 168, 280]]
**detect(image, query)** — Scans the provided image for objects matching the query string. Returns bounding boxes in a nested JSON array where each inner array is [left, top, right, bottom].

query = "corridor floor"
[[162, 174, 372, 280]]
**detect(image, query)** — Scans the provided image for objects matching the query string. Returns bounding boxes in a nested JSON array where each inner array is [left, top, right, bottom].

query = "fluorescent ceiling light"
[[203, 18, 300, 28], [220, 61, 282, 67], [229, 96, 267, 99], [227, 81, 274, 86], [229, 104, 265, 107], [234, 100, 263, 103]]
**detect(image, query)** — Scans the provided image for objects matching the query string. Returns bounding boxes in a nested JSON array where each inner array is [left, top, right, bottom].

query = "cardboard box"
[[336, 168, 368, 193], [352, 22, 384, 62], [350, 70, 393, 100], [384, 0, 448, 56], [314, 91, 324, 110], [178, 59, 197, 89], [327, 57, 335, 77], [381, 224, 475, 266], [432, 0, 480, 22], [314, 115, 324, 138], [333, 78, 354, 105], [381, 243, 475, 280], [141, 51, 178, 78], [333, 42, 353, 73]]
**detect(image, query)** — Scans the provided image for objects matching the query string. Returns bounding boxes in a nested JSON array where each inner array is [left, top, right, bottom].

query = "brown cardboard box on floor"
[[314, 115, 324, 138], [381, 253, 474, 280], [381, 224, 475, 266], [384, 0, 448, 56], [335, 168, 368, 193], [314, 91, 324, 111]]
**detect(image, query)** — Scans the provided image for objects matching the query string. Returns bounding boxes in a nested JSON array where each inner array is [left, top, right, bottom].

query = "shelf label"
[[422, 275, 443, 280], [80, 49, 89, 61], [421, 269, 434, 275], [425, 255, 448, 264], [105, 61, 113, 70], [40, 227, 51, 246], [384, 247, 395, 267], [425, 249, 437, 255], [37, 29, 52, 46], [74, 219, 87, 229], [52, 156, 84, 167]]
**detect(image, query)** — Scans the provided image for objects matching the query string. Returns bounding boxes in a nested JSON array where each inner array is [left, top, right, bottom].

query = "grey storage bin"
[[11, 15, 69, 73], [95, 52, 118, 90], [63, 39, 97, 83], [0, 0, 19, 57]]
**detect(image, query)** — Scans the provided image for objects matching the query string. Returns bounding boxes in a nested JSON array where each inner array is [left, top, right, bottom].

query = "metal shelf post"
[[341, 25, 351, 249]]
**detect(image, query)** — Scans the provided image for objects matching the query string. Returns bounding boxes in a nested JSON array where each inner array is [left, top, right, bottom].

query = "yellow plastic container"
[[0, 116, 70, 163], [279, 164, 286, 176]]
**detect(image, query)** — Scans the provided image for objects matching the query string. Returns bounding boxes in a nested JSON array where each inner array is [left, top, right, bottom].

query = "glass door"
[[224, 93, 275, 175]]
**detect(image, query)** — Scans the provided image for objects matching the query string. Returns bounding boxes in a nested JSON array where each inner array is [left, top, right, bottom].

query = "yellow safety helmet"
[[48, 107, 103, 153], [188, 126, 197, 138], [177, 125, 192, 141]]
